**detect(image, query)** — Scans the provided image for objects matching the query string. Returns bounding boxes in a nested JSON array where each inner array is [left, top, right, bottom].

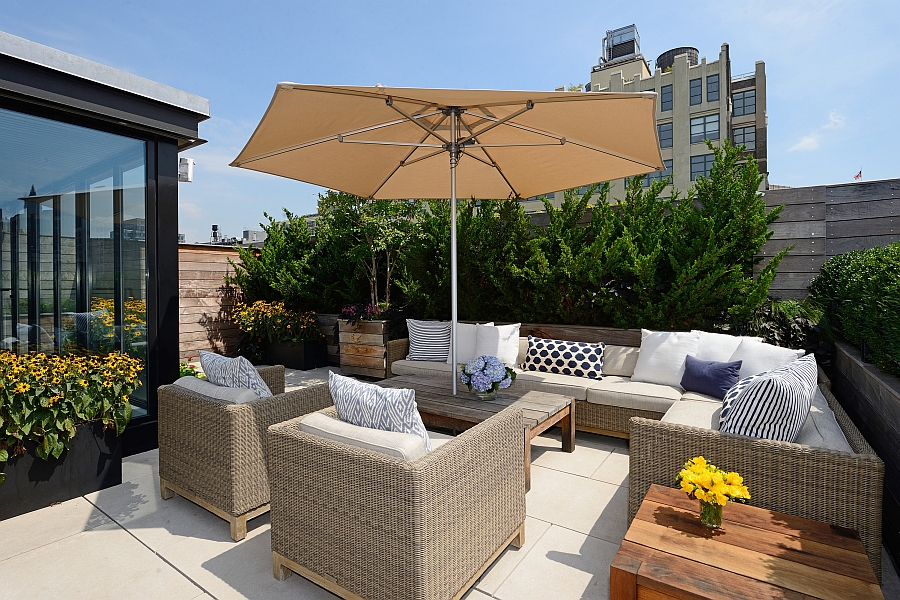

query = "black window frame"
[[690, 78, 702, 106], [733, 125, 756, 150], [690, 153, 715, 180], [657, 122, 673, 148], [689, 113, 720, 144], [707, 74, 720, 102], [733, 89, 756, 116], [660, 84, 673, 112]]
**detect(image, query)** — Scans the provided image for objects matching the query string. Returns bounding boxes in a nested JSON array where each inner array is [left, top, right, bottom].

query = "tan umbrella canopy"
[[232, 84, 663, 392]]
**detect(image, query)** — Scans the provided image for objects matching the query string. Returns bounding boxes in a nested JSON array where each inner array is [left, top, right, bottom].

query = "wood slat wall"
[[178, 245, 242, 360], [758, 178, 899, 300]]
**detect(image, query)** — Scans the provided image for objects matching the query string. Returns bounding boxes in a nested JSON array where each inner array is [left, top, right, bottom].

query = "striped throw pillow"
[[718, 354, 818, 443], [406, 319, 451, 362]]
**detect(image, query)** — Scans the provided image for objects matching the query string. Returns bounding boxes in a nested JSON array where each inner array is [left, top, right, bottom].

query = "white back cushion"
[[728, 339, 806, 379], [630, 330, 701, 389], [300, 412, 428, 460], [602, 345, 640, 377], [446, 322, 493, 364], [474, 323, 521, 366], [693, 331, 761, 363]]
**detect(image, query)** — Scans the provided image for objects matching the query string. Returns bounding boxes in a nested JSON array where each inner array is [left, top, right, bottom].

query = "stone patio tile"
[[531, 433, 612, 478], [158, 517, 339, 600], [462, 589, 493, 599], [122, 448, 159, 483], [526, 465, 629, 545], [474, 516, 552, 595], [590, 448, 630, 487], [284, 366, 341, 392], [491, 524, 620, 600], [84, 473, 227, 551], [883, 547, 900, 599], [0, 495, 111, 562], [0, 521, 203, 600]]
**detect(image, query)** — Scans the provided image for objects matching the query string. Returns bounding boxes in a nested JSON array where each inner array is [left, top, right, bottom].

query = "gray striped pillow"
[[406, 319, 451, 362], [719, 354, 817, 442]]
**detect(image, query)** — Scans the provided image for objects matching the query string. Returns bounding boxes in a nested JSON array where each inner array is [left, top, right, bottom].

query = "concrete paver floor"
[[3, 381, 899, 599]]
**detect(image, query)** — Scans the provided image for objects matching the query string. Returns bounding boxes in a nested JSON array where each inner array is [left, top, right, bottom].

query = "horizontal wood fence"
[[759, 178, 899, 300], [178, 244, 242, 360]]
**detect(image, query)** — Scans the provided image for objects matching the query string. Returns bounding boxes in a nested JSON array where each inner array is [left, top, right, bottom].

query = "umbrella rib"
[[458, 102, 533, 145], [459, 113, 518, 197], [385, 98, 451, 146], [368, 114, 448, 198]]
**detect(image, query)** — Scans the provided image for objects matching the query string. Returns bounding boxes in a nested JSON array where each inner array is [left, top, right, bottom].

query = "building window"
[[733, 126, 756, 150], [660, 85, 673, 112], [707, 74, 719, 102], [690, 78, 702, 106], [733, 89, 756, 116], [690, 114, 720, 144], [657, 122, 673, 148], [0, 106, 149, 412], [644, 160, 673, 187], [691, 153, 715, 180]]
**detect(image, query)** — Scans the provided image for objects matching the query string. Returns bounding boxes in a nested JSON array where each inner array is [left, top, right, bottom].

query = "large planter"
[[0, 420, 122, 521], [266, 339, 328, 371], [339, 319, 390, 379]]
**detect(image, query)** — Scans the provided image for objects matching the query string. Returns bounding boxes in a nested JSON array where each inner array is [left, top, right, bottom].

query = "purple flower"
[[484, 362, 507, 382], [459, 370, 471, 385], [499, 376, 512, 389], [464, 356, 486, 375], [470, 371, 492, 393]]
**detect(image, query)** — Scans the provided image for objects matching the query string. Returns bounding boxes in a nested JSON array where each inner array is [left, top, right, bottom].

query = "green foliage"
[[233, 300, 324, 343], [179, 358, 205, 379], [716, 299, 826, 352], [0, 351, 142, 484], [808, 242, 900, 375]]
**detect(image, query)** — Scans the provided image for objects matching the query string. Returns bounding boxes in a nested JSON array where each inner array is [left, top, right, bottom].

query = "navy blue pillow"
[[680, 355, 742, 400]]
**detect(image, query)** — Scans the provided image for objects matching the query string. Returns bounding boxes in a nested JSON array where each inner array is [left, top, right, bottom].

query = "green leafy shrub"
[[716, 299, 827, 353], [232, 301, 324, 343], [0, 351, 142, 485], [808, 243, 900, 376]]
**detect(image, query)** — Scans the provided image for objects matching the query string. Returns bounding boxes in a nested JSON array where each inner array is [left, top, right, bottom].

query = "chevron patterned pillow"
[[718, 354, 818, 443], [329, 372, 431, 451], [199, 351, 273, 399]]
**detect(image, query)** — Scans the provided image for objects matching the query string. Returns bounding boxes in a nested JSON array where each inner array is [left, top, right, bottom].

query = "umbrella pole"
[[450, 108, 459, 395]]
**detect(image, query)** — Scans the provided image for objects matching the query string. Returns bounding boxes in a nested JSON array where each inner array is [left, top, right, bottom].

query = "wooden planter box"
[[0, 421, 123, 521], [266, 340, 328, 371], [339, 319, 390, 379]]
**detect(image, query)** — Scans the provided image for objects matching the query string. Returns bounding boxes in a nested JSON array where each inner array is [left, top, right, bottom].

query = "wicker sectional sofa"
[[388, 335, 886, 580]]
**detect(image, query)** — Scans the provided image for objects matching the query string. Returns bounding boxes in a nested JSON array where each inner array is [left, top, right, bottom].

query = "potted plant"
[[233, 300, 326, 370], [337, 302, 394, 378], [0, 350, 143, 520]]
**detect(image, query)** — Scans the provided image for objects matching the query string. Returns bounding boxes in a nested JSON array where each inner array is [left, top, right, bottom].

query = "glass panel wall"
[[0, 107, 149, 416]]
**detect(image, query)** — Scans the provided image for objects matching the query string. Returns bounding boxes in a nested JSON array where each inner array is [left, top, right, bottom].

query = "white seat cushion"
[[299, 412, 428, 460], [427, 430, 455, 450], [630, 330, 700, 389], [171, 376, 259, 404], [585, 376, 682, 413], [794, 388, 853, 453], [390, 360, 454, 379], [602, 345, 640, 377], [511, 370, 591, 400], [728, 339, 806, 379], [661, 400, 723, 429], [681, 390, 722, 404]]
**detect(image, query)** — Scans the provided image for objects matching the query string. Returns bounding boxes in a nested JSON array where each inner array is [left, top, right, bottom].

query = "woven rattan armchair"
[[267, 402, 526, 600], [158, 365, 333, 541], [629, 384, 885, 581]]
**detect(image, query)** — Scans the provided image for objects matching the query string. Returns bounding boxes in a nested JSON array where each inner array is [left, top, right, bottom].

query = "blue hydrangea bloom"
[[499, 376, 512, 389], [470, 371, 493, 393], [484, 362, 507, 382], [465, 356, 486, 375], [459, 370, 471, 385]]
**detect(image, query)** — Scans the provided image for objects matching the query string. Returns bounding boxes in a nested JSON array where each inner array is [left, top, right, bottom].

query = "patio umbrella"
[[231, 84, 663, 393]]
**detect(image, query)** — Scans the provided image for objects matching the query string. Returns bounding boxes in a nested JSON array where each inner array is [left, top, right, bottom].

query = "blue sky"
[[2, 1, 898, 242]]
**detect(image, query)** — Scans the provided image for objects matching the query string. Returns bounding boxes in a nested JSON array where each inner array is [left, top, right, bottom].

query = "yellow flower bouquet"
[[676, 456, 750, 528]]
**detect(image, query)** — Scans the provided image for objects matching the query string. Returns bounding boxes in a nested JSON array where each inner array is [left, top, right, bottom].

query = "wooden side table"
[[611, 484, 883, 600]]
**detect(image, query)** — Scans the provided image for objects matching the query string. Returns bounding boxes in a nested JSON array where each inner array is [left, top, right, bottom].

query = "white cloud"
[[788, 110, 845, 152], [179, 202, 203, 219]]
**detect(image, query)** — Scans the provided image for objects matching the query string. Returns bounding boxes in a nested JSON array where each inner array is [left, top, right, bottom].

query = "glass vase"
[[699, 499, 723, 529], [475, 390, 497, 401]]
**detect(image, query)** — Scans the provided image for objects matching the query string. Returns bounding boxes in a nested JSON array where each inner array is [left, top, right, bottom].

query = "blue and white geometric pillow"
[[719, 354, 818, 443], [522, 336, 605, 379], [199, 351, 273, 399], [329, 371, 431, 451]]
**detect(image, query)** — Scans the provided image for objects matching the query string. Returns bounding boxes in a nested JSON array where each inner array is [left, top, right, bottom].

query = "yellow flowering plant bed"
[[233, 301, 324, 344], [0, 351, 143, 485]]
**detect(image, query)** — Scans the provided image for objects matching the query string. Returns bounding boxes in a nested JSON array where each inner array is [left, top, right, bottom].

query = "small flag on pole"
[[854, 170, 862, 180]]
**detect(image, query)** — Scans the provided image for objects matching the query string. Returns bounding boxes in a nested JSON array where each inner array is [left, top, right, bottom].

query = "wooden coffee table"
[[611, 484, 884, 600], [378, 375, 574, 490]]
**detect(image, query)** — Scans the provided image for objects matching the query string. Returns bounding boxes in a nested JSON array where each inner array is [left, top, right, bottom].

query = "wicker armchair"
[[267, 402, 526, 600], [158, 365, 333, 541], [629, 384, 885, 581]]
